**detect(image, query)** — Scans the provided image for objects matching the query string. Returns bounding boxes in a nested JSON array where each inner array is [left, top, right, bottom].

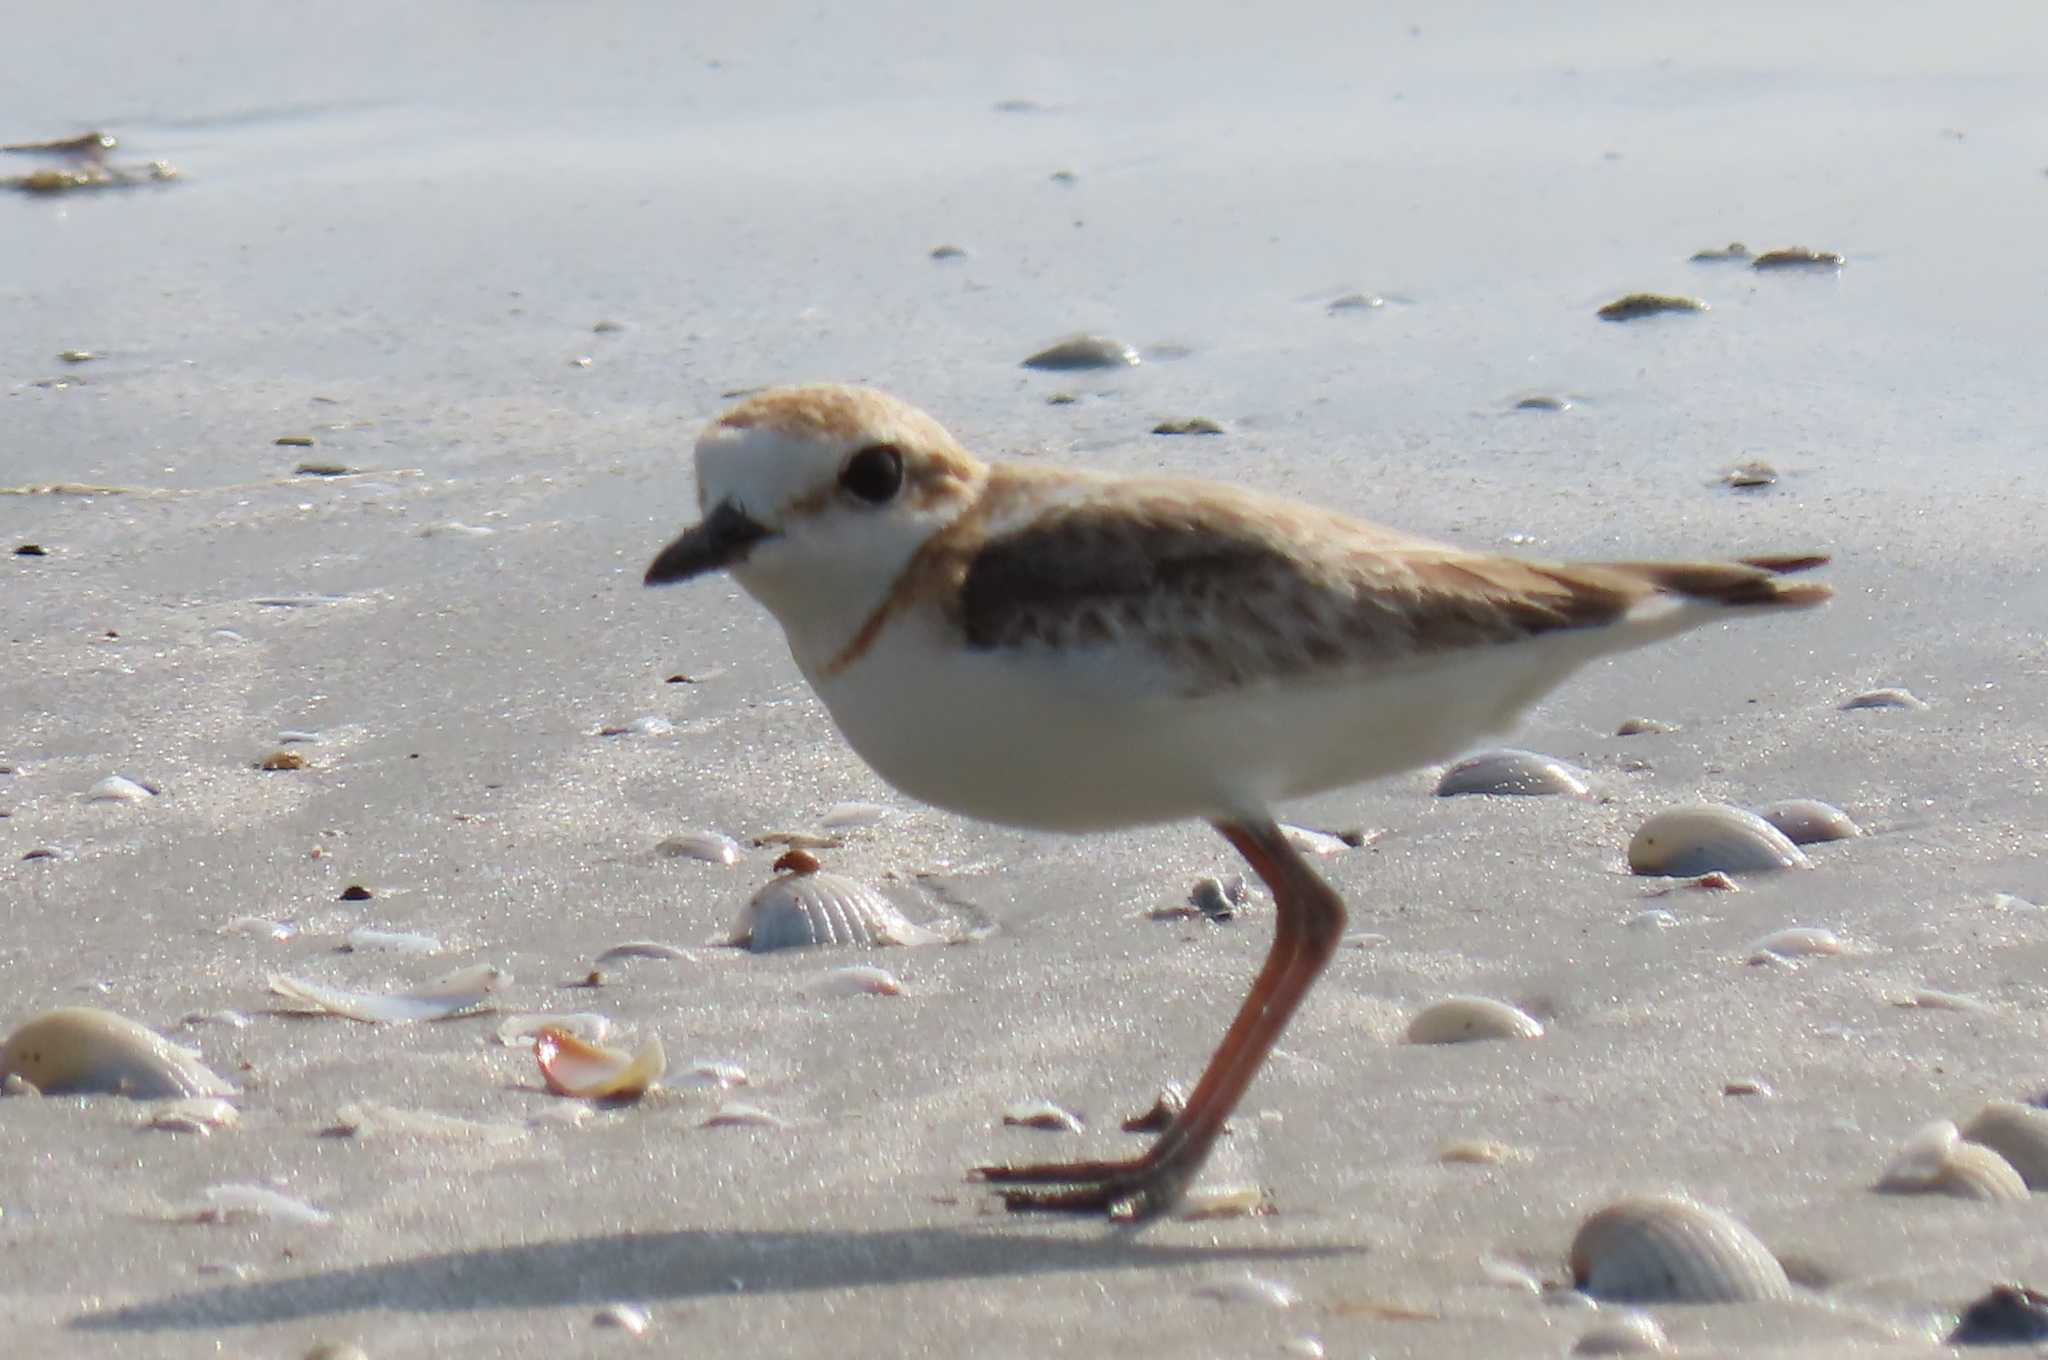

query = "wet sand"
[[5, 3, 2048, 1355]]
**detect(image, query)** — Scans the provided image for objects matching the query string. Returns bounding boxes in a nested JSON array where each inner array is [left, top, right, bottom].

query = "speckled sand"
[[4, 4, 2048, 1356]]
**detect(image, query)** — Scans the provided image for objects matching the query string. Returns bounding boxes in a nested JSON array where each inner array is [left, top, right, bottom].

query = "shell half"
[[730, 871, 940, 952], [1569, 1196, 1793, 1303]]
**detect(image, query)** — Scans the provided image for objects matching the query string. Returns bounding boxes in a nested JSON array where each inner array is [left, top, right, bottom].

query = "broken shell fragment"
[[1754, 798, 1863, 845], [1435, 748, 1590, 797], [1569, 1196, 1793, 1303], [1597, 293, 1708, 321], [1752, 247, 1844, 271], [593, 941, 694, 965], [730, 871, 941, 951], [1876, 1120, 2028, 1201], [187, 1184, 332, 1226], [593, 1303, 652, 1336], [702, 1102, 788, 1129], [817, 801, 889, 829], [1022, 334, 1140, 370], [1950, 1284, 2048, 1345], [1840, 687, 1927, 711], [800, 964, 903, 996], [1439, 1138, 1518, 1165], [84, 775, 157, 803], [1959, 1102, 2048, 1190], [1615, 717, 1678, 736], [0, 1007, 235, 1098], [1004, 1100, 1085, 1133], [655, 831, 741, 865], [1572, 1311, 1673, 1355], [1628, 804, 1809, 877], [343, 927, 442, 954], [1406, 996, 1544, 1044], [494, 1012, 610, 1046], [534, 1028, 665, 1100], [1746, 926, 1844, 962], [1189, 875, 1249, 921], [145, 1097, 240, 1134], [1123, 1084, 1187, 1133], [268, 964, 506, 1023]]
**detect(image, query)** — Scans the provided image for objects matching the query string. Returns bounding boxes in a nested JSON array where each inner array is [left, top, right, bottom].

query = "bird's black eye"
[[839, 444, 905, 504]]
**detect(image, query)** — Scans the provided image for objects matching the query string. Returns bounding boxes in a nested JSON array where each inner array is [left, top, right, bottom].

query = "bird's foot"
[[971, 1155, 1196, 1222]]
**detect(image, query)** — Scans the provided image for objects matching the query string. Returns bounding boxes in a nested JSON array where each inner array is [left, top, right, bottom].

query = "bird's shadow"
[[73, 1221, 1367, 1331]]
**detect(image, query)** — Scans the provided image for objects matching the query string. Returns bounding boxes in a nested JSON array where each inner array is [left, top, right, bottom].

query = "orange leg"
[[972, 818, 1348, 1221]]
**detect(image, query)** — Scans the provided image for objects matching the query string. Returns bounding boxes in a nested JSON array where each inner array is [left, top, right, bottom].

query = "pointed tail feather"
[[1596, 553, 1833, 610]]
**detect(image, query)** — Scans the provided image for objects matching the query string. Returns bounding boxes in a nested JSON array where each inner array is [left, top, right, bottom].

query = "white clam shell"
[[1959, 1101, 2048, 1190], [535, 1030, 666, 1100], [1753, 798, 1863, 845], [1876, 1120, 2028, 1200], [1840, 687, 1927, 710], [1003, 1099, 1085, 1132], [1405, 995, 1544, 1044], [343, 927, 442, 954], [0, 1007, 236, 1099], [1572, 1311, 1673, 1355], [268, 963, 506, 1023], [1569, 1196, 1793, 1303], [146, 1097, 240, 1134], [655, 831, 740, 865], [1746, 926, 1844, 962], [702, 1101, 789, 1129], [1628, 804, 1810, 877], [800, 964, 904, 996], [188, 1184, 332, 1226], [1436, 748, 1590, 797], [730, 871, 940, 951], [84, 774, 157, 803]]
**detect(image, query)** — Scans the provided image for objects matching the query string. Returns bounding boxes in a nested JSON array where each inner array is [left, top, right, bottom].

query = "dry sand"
[[5, 3, 2048, 1355]]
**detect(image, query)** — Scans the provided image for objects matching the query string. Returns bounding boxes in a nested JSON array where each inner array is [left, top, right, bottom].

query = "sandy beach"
[[5, 3, 2048, 1355]]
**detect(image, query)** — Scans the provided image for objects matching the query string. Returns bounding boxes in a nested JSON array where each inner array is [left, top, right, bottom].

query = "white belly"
[[803, 611, 1630, 833]]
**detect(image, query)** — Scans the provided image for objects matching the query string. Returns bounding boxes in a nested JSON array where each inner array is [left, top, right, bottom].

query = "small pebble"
[[258, 750, 308, 771], [1615, 716, 1677, 736], [1439, 1138, 1516, 1165], [274, 435, 317, 447], [294, 462, 352, 476], [592, 319, 626, 333], [1513, 395, 1570, 412], [1724, 461, 1778, 488], [1723, 1079, 1773, 1098], [339, 885, 373, 901], [1690, 242, 1751, 262], [928, 244, 966, 260], [1152, 417, 1225, 436], [57, 349, 97, 363], [1326, 292, 1385, 313], [15, 543, 48, 556], [1597, 293, 1708, 321]]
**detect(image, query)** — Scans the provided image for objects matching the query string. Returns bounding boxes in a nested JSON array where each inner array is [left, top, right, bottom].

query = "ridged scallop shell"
[[1406, 996, 1545, 1044], [1875, 1120, 2028, 1201], [1959, 1102, 2048, 1190], [1754, 799, 1863, 845], [1628, 804, 1810, 877], [1436, 748, 1590, 798], [729, 871, 940, 951], [0, 1007, 235, 1099], [1569, 1196, 1793, 1303]]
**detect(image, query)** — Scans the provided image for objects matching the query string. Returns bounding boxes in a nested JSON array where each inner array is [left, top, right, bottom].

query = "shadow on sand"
[[73, 1222, 1368, 1331]]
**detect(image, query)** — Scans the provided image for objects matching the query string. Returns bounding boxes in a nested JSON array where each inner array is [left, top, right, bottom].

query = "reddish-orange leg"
[[971, 818, 1348, 1221]]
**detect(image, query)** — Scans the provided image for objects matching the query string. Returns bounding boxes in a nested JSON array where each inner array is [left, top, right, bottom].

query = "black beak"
[[643, 499, 774, 586]]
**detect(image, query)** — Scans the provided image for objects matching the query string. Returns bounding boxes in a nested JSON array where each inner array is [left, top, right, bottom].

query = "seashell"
[[1405, 996, 1544, 1044], [598, 715, 673, 738], [146, 1097, 240, 1134], [1950, 1284, 2048, 1345], [1004, 1100, 1085, 1132], [1754, 798, 1863, 845], [1513, 394, 1569, 412], [268, 963, 507, 1023], [1279, 823, 1363, 857], [1569, 1196, 1793, 1303], [1436, 748, 1590, 798], [1179, 1185, 1274, 1220], [257, 750, 308, 771], [1482, 1258, 1544, 1293], [330, 1101, 525, 1144], [677, 1058, 747, 1089], [0, 1007, 235, 1098], [730, 871, 940, 951], [1752, 247, 1844, 271], [749, 830, 842, 850], [1959, 1102, 2048, 1190], [817, 801, 889, 829], [1723, 1079, 1773, 1098], [1628, 804, 1809, 877], [303, 1342, 368, 1360], [181, 1009, 251, 1029], [800, 964, 903, 996], [187, 1184, 332, 1226], [593, 941, 694, 965], [1193, 1273, 1297, 1308], [1597, 293, 1708, 321], [1153, 417, 1226, 436], [1439, 1138, 1518, 1165], [1723, 461, 1778, 489], [1189, 875, 1249, 921], [1327, 291, 1386, 313], [1840, 687, 1927, 711], [1572, 1311, 1673, 1355], [702, 1102, 788, 1129], [343, 927, 441, 954], [494, 1012, 611, 1047], [1280, 1340, 1325, 1360], [1022, 334, 1141, 371], [655, 831, 740, 865], [1746, 926, 1844, 962], [276, 729, 323, 744], [593, 1303, 651, 1336], [1691, 242, 1751, 262], [1897, 988, 1985, 1012], [1629, 909, 1678, 930], [1615, 717, 1678, 736], [84, 774, 157, 803], [1875, 1120, 2027, 1201], [534, 1028, 665, 1100], [339, 885, 373, 901], [221, 915, 297, 941]]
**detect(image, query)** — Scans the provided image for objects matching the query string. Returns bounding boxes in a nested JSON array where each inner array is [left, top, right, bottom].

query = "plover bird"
[[645, 384, 1830, 1221]]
